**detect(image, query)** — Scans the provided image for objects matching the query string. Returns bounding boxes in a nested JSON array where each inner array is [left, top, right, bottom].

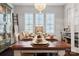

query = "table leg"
[[14, 50, 21, 56], [58, 50, 65, 56], [13, 50, 65, 56]]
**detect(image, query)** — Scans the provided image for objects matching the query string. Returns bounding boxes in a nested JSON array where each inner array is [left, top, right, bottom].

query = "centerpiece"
[[31, 34, 49, 47]]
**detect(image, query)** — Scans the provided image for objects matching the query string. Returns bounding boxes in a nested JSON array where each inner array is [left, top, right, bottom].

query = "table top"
[[11, 40, 71, 50]]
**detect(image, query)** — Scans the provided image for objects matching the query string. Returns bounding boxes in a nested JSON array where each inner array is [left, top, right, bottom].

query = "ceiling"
[[13, 3, 65, 6]]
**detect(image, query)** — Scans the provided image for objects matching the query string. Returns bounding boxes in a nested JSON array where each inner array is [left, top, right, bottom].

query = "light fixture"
[[34, 3, 46, 13]]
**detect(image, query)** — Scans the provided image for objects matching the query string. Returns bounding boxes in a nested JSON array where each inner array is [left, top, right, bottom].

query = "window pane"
[[46, 14, 54, 24], [25, 29, 29, 32], [0, 25, 4, 33], [29, 25, 33, 29], [6, 13, 11, 33], [24, 13, 55, 34], [29, 29, 33, 33], [0, 14, 4, 23], [0, 14, 5, 33], [25, 29, 33, 33], [25, 14, 33, 33], [25, 25, 29, 29], [46, 14, 55, 34], [35, 13, 44, 26], [46, 29, 54, 34], [46, 25, 54, 28], [25, 25, 33, 30], [25, 14, 33, 24]]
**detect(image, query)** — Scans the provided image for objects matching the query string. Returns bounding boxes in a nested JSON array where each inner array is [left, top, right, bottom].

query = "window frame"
[[45, 13, 55, 34], [24, 13, 34, 33], [24, 13, 55, 34]]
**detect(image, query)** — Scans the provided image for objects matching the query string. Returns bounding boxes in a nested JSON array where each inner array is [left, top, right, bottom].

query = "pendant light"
[[35, 3, 46, 13]]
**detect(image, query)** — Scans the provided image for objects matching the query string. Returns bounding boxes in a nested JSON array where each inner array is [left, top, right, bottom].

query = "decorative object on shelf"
[[34, 3, 46, 13], [64, 25, 70, 32]]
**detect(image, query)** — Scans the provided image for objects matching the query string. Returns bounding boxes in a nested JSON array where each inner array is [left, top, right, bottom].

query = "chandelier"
[[34, 3, 46, 13]]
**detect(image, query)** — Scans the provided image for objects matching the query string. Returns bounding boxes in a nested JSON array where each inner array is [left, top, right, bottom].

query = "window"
[[46, 14, 55, 34], [35, 13, 44, 26], [25, 14, 33, 33], [25, 13, 55, 34]]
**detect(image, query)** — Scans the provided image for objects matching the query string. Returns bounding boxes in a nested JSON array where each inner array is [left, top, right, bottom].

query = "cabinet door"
[[64, 4, 73, 28], [71, 4, 79, 53]]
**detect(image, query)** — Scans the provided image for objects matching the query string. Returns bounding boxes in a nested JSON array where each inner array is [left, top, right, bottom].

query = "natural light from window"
[[25, 13, 55, 34]]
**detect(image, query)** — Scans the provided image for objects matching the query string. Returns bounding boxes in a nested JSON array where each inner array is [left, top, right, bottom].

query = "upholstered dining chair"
[[18, 32, 26, 41]]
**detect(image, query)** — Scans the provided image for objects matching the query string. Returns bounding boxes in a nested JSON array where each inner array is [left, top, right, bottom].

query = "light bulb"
[[35, 3, 46, 13]]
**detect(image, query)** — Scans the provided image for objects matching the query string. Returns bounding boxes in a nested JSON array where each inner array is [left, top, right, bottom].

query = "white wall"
[[14, 5, 64, 40]]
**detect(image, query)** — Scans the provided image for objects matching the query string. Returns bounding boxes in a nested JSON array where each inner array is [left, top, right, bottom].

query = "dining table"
[[10, 39, 71, 56]]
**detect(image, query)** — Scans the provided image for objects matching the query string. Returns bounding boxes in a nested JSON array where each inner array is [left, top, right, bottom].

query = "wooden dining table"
[[11, 39, 71, 56]]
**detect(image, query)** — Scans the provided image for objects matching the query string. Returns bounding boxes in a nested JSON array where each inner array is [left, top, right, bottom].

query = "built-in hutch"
[[64, 3, 79, 53], [0, 3, 14, 53], [63, 4, 73, 44]]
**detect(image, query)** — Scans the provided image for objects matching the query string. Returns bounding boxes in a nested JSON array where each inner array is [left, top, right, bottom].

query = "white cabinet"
[[64, 3, 79, 53], [71, 4, 79, 53], [64, 4, 73, 28], [65, 4, 79, 53]]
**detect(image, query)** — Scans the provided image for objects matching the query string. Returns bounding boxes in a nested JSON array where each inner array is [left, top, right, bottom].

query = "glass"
[[35, 13, 44, 26], [25, 14, 33, 33], [0, 14, 4, 23], [46, 14, 55, 34], [24, 13, 55, 34], [0, 25, 4, 33], [74, 25, 79, 47], [6, 8, 11, 33], [0, 4, 12, 53], [74, 7, 79, 47]]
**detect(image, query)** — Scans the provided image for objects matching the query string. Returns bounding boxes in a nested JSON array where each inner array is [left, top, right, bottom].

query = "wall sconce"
[[34, 3, 46, 13]]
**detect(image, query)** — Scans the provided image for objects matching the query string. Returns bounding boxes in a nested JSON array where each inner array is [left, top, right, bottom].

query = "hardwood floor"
[[0, 48, 14, 56], [0, 48, 79, 56], [21, 53, 58, 56]]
